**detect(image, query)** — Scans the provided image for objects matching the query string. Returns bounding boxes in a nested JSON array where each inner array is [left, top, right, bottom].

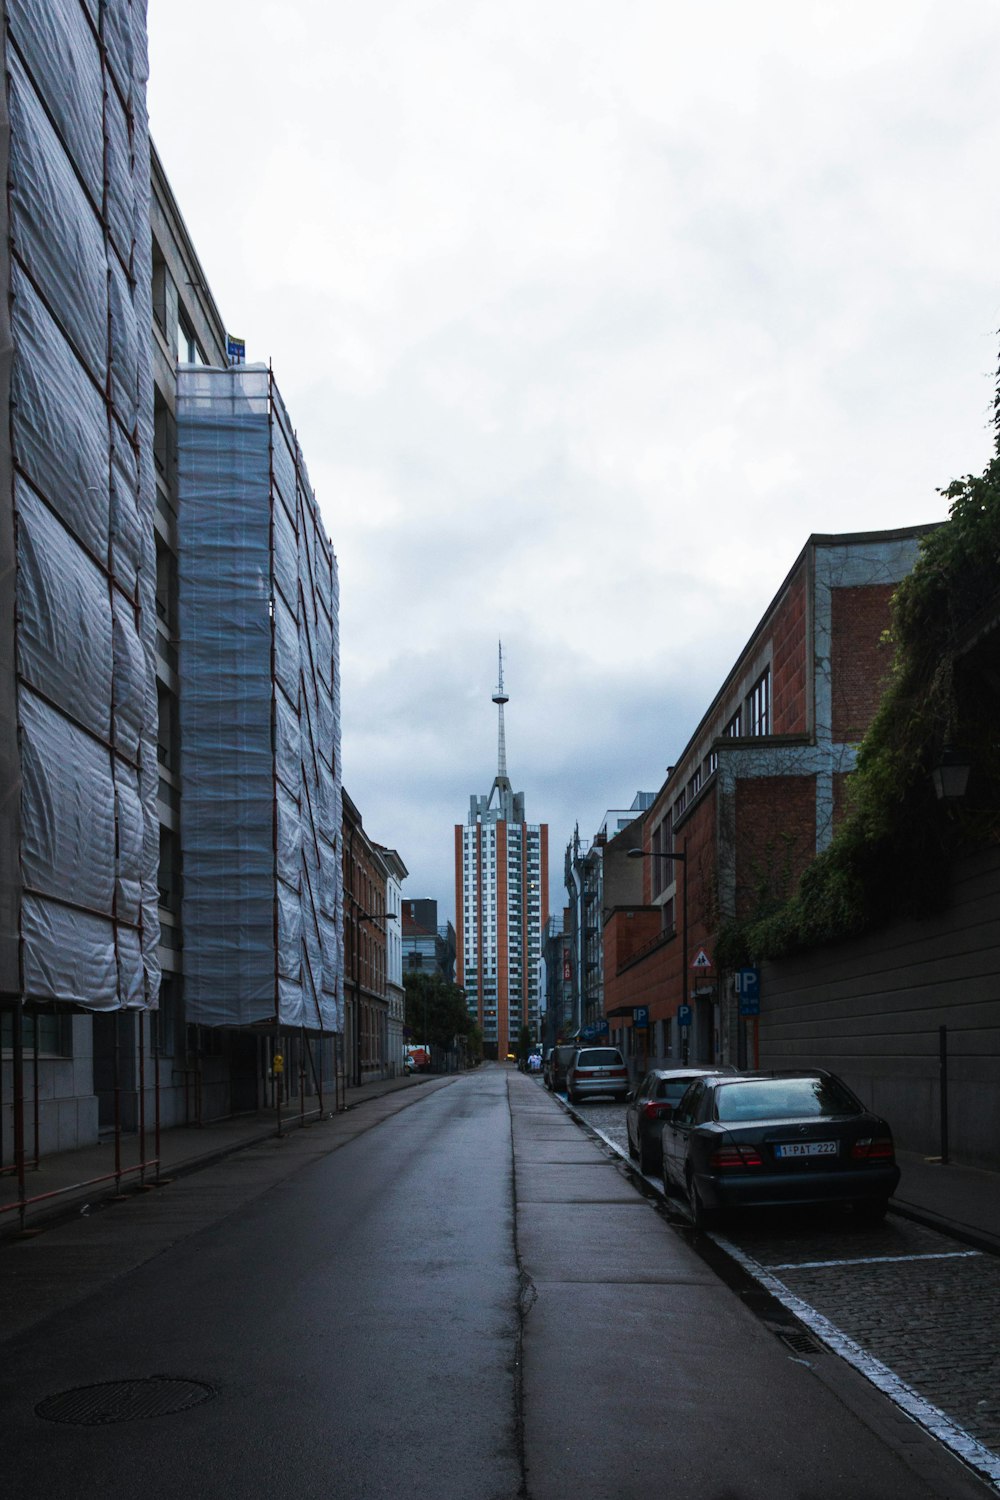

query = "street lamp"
[[628, 840, 690, 1065]]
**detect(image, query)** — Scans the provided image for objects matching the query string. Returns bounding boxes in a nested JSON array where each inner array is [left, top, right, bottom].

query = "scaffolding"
[[175, 363, 344, 1037], [0, 0, 161, 1225]]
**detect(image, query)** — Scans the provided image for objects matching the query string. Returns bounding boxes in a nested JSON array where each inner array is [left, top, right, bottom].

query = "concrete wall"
[[759, 845, 1000, 1168]]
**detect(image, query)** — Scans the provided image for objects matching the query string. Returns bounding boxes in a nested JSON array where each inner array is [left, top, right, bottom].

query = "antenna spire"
[[492, 640, 509, 781]]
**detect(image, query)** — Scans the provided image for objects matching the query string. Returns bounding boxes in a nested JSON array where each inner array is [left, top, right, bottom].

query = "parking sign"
[[737, 967, 760, 1016]]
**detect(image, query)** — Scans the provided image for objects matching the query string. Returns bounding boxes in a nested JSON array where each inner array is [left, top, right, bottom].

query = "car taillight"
[[709, 1143, 762, 1170], [610, 1068, 627, 1078], [851, 1136, 895, 1161], [642, 1101, 668, 1120]]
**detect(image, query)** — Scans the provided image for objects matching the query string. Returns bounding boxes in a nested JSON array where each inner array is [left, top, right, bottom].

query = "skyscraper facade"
[[455, 650, 548, 1058]]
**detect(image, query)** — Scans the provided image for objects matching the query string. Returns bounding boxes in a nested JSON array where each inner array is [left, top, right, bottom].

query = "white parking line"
[[715, 1233, 1000, 1488], [769, 1250, 983, 1271]]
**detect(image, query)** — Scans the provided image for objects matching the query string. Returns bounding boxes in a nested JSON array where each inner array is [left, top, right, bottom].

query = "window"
[[151, 237, 169, 338], [1, 1009, 72, 1055], [689, 767, 702, 799], [748, 668, 771, 736], [651, 821, 663, 897], [724, 709, 741, 737], [176, 314, 205, 366], [707, 750, 718, 776]]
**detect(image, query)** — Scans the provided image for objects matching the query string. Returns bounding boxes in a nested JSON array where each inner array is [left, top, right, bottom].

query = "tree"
[[403, 971, 472, 1054]]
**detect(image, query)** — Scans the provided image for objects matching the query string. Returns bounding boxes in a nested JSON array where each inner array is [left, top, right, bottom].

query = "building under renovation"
[[1, 0, 344, 1219]]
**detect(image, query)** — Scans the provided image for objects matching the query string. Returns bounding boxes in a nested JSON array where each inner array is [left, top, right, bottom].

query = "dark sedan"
[[661, 1070, 901, 1229], [625, 1068, 730, 1175]]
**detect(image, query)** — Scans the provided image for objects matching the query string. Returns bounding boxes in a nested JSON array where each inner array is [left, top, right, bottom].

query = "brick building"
[[342, 791, 389, 1085], [604, 527, 933, 1072]]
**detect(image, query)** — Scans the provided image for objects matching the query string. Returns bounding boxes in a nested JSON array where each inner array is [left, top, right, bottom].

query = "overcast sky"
[[147, 1, 1000, 923]]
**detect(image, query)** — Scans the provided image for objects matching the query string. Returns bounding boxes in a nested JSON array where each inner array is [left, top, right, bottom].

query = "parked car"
[[625, 1068, 732, 1175], [544, 1044, 579, 1093], [661, 1070, 901, 1229], [566, 1046, 629, 1104]]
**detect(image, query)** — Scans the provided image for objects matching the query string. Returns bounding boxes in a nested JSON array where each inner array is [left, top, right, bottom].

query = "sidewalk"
[[0, 1069, 446, 1239], [892, 1148, 1000, 1255]]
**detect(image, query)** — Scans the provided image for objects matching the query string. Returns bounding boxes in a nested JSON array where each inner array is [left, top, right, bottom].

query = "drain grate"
[[778, 1329, 822, 1357], [36, 1376, 217, 1426]]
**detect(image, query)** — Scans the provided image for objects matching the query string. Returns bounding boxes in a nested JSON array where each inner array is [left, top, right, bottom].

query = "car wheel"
[[854, 1197, 889, 1224], [687, 1174, 718, 1231], [638, 1135, 656, 1175], [627, 1125, 638, 1160]]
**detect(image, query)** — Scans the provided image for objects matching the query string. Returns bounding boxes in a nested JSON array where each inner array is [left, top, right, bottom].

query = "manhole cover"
[[36, 1376, 216, 1426]]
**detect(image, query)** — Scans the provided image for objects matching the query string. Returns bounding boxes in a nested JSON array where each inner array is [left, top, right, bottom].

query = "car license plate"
[[774, 1141, 837, 1159]]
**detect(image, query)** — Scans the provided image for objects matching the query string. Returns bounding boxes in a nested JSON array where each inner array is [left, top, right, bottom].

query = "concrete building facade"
[[564, 794, 653, 1039], [376, 847, 408, 1078]]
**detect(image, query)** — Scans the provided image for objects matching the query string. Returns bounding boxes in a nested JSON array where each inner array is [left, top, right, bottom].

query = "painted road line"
[[769, 1250, 983, 1271], [714, 1232, 1000, 1489]]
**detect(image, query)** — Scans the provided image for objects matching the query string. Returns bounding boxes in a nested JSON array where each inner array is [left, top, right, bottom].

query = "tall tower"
[[455, 646, 549, 1058]]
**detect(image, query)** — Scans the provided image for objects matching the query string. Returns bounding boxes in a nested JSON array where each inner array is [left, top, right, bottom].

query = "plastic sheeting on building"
[[176, 366, 344, 1032], [4, 0, 160, 1010]]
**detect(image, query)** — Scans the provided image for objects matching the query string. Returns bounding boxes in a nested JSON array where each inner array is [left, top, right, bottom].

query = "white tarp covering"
[[177, 366, 343, 1030], [7, 0, 160, 1010]]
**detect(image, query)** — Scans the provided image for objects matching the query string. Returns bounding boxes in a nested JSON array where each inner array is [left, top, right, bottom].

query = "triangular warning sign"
[[690, 947, 713, 970]]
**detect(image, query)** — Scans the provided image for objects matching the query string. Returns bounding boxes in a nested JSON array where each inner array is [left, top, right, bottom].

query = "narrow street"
[[0, 1067, 993, 1500]]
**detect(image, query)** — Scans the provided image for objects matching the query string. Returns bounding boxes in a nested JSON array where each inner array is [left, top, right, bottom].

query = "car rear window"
[[714, 1076, 863, 1122], [656, 1078, 698, 1104], [575, 1048, 624, 1067]]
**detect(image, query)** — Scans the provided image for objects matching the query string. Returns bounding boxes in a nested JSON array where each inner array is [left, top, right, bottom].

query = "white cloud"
[[147, 0, 1000, 918]]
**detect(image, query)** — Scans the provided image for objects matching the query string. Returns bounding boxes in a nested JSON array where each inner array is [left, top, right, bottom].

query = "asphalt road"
[[1, 1068, 522, 1500], [1, 1067, 993, 1500]]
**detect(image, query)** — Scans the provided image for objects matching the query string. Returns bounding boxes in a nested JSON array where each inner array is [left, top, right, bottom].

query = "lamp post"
[[628, 839, 689, 1064]]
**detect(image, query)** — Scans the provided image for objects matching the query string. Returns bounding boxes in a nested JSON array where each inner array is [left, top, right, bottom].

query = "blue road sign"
[[632, 1006, 649, 1027], [737, 967, 760, 1016], [596, 1018, 609, 1035], [677, 1004, 692, 1027]]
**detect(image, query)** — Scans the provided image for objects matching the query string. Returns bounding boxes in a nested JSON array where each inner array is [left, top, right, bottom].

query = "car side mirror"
[[625, 1089, 634, 1102]]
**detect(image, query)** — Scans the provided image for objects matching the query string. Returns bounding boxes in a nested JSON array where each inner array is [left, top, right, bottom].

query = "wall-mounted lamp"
[[931, 747, 971, 802]]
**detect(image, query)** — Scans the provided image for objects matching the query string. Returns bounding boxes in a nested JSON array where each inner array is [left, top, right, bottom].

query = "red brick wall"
[[734, 777, 816, 920], [770, 566, 809, 734], [604, 908, 661, 976], [454, 825, 464, 983], [831, 584, 895, 742], [604, 929, 672, 1018]]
